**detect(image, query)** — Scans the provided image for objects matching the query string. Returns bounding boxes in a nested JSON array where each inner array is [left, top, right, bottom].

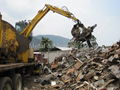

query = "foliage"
[[39, 37, 53, 51]]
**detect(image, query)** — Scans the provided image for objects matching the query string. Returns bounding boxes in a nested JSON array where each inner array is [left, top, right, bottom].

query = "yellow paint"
[[21, 4, 78, 37], [0, 20, 2, 47], [0, 4, 79, 64], [18, 50, 29, 63]]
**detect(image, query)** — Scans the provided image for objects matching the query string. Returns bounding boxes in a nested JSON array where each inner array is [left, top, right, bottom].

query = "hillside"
[[30, 35, 70, 50]]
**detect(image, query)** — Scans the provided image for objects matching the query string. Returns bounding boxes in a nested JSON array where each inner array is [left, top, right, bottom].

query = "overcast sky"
[[0, 0, 120, 46]]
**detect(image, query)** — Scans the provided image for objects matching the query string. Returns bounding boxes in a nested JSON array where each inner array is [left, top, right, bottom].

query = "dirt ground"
[[23, 75, 57, 90]]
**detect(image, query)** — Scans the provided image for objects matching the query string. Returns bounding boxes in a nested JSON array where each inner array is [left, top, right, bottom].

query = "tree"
[[39, 37, 53, 51]]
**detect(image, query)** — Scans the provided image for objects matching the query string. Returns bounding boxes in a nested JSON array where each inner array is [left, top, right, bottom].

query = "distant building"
[[42, 47, 72, 63], [57, 47, 72, 51]]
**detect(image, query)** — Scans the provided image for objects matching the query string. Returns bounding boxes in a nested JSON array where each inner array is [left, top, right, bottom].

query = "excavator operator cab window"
[[15, 20, 32, 42], [15, 24, 21, 32], [15, 20, 28, 32]]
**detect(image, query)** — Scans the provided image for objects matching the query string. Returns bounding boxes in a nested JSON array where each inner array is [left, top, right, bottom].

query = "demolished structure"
[[26, 41, 120, 90]]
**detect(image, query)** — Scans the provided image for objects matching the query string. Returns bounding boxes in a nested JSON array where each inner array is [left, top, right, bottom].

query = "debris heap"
[[30, 41, 120, 90]]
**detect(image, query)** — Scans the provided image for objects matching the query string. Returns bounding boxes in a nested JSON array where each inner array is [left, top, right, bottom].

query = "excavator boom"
[[21, 4, 79, 37]]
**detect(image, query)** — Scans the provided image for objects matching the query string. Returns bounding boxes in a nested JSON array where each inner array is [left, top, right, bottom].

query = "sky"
[[0, 0, 120, 46]]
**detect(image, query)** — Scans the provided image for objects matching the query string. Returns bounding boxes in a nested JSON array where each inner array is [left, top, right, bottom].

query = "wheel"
[[12, 74, 22, 90], [0, 77, 13, 90]]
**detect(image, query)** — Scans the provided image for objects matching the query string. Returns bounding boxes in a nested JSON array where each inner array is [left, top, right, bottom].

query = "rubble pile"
[[29, 41, 120, 90]]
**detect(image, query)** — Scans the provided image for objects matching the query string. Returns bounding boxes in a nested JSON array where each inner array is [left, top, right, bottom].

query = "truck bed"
[[0, 63, 36, 72]]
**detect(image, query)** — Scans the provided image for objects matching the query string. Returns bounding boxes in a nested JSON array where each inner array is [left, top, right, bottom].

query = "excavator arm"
[[21, 4, 79, 37]]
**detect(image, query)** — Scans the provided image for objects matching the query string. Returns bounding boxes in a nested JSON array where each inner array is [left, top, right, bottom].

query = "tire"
[[12, 74, 22, 90], [0, 77, 13, 90]]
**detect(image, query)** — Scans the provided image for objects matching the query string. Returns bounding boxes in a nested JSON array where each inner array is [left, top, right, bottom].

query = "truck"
[[0, 4, 80, 90]]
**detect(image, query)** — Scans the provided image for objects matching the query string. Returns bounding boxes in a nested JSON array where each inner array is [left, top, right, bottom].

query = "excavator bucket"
[[71, 21, 97, 47], [71, 20, 84, 40], [71, 24, 81, 39]]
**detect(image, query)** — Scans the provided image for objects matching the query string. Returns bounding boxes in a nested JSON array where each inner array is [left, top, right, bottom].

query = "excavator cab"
[[71, 20, 84, 39], [15, 21, 32, 42], [15, 20, 28, 32]]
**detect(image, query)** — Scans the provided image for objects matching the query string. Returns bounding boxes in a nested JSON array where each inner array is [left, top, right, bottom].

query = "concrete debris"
[[51, 81, 56, 86], [24, 41, 120, 90], [109, 65, 120, 78]]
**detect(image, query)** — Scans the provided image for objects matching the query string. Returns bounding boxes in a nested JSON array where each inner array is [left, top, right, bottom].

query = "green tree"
[[40, 37, 53, 51]]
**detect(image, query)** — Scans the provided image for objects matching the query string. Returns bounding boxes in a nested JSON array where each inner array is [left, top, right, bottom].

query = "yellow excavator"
[[0, 4, 80, 63]]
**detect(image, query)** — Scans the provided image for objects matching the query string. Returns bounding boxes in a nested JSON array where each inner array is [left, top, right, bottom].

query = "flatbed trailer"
[[0, 62, 39, 90], [0, 63, 36, 72]]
